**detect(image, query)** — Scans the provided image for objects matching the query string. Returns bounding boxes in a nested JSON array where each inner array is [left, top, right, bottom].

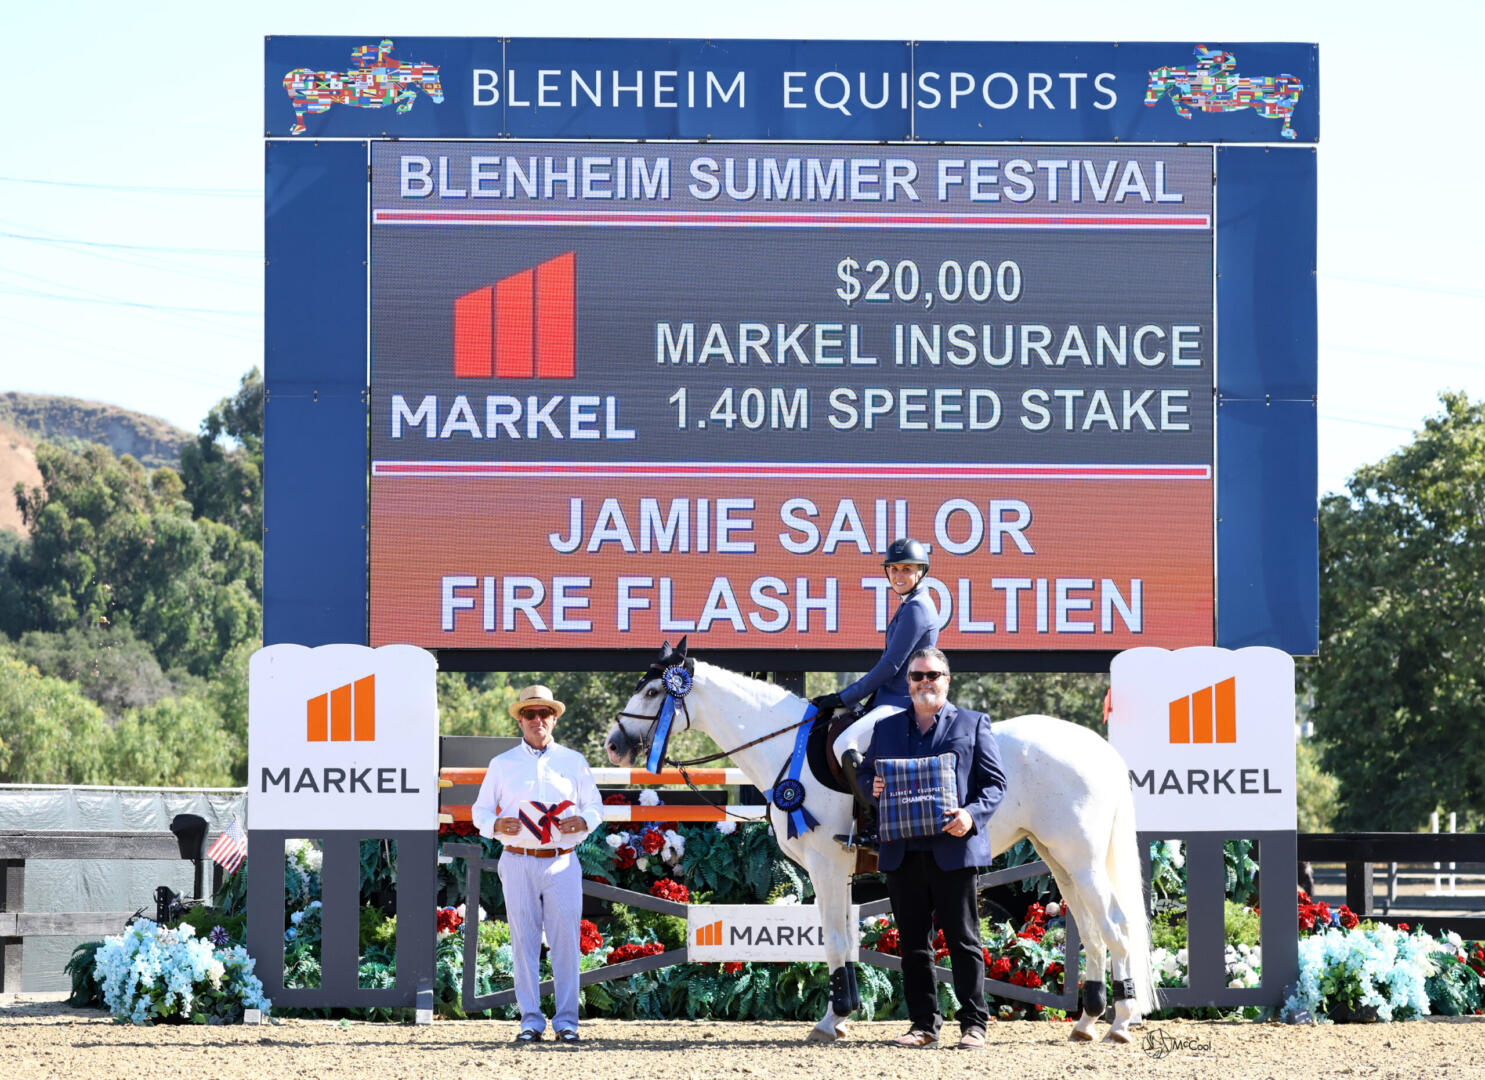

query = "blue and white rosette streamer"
[[645, 664, 693, 773], [764, 704, 820, 838]]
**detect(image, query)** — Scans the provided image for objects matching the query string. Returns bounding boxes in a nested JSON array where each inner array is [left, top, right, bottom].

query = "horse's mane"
[[694, 660, 803, 714]]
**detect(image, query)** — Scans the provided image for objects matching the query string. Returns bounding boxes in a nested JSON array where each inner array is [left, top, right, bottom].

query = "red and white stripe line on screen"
[[371, 461, 1212, 480], [372, 208, 1211, 230]]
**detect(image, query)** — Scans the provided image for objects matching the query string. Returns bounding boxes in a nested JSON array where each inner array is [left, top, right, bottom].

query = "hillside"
[[0, 393, 192, 472], [0, 424, 43, 535]]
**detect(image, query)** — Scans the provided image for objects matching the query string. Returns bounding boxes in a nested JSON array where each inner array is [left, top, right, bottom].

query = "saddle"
[[806, 702, 878, 875]]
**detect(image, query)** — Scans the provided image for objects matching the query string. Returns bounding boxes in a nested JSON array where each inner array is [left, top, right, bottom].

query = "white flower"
[[715, 820, 737, 835], [1238, 943, 1251, 955], [605, 832, 629, 850], [636, 857, 649, 871], [1176, 948, 1188, 966], [639, 790, 661, 806], [1045, 902, 1061, 918], [771, 893, 800, 905]]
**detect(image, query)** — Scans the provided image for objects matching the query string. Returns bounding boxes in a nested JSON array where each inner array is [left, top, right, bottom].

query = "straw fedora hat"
[[509, 684, 566, 720]]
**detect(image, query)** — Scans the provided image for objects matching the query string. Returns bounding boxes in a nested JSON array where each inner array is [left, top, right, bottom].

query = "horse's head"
[[1144, 67, 1174, 104], [605, 637, 690, 765]]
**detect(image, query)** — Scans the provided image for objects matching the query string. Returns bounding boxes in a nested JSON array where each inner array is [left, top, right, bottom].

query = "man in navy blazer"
[[859, 647, 1006, 1050]]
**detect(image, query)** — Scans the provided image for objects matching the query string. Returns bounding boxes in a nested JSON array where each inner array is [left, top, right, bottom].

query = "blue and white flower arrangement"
[[93, 919, 271, 1025], [1283, 924, 1440, 1023]]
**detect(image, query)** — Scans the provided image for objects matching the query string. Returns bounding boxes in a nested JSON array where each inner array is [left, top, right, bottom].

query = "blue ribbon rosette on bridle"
[[645, 664, 693, 773]]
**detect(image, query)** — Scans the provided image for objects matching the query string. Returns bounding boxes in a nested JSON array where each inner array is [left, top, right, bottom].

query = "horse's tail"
[[1106, 781, 1157, 1016]]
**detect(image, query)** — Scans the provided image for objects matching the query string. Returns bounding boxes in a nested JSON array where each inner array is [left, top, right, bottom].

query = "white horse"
[[605, 640, 1156, 1044]]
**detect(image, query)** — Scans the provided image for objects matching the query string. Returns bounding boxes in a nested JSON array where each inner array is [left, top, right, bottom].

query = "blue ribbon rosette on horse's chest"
[[764, 705, 821, 839]]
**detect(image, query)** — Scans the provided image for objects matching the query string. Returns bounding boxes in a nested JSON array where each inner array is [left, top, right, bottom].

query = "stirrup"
[[834, 821, 878, 852]]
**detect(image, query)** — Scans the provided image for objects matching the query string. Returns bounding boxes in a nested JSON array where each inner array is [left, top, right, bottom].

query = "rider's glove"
[[810, 692, 844, 714]]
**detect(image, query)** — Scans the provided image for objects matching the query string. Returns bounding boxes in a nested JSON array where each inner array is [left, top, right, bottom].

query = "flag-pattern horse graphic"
[[283, 39, 444, 135], [1145, 46, 1304, 140]]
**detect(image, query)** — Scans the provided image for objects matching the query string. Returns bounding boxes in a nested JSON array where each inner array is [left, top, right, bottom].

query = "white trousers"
[[832, 703, 901, 761], [497, 849, 584, 1032]]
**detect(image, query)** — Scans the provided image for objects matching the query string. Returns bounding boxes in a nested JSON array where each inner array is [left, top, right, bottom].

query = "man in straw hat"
[[472, 684, 601, 1045]]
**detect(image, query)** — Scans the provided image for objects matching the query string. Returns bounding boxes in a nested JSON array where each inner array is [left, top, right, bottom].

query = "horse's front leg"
[[805, 850, 858, 1045]]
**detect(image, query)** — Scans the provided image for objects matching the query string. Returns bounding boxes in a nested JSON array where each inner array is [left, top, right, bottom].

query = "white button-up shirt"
[[470, 740, 602, 848]]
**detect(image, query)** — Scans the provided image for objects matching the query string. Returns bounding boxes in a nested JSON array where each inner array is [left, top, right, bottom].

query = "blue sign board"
[[264, 38, 1318, 658], [266, 37, 1317, 144]]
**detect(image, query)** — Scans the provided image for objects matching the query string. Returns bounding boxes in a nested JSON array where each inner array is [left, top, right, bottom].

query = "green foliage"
[[105, 696, 236, 787], [679, 821, 809, 903], [1425, 948, 1485, 1016], [178, 369, 263, 542], [65, 941, 105, 1007], [1225, 839, 1260, 908], [12, 626, 174, 717], [0, 440, 261, 679], [1150, 900, 1261, 953], [0, 644, 109, 782], [436, 672, 518, 737], [172, 905, 247, 947], [1225, 900, 1262, 947], [1296, 733, 1341, 832], [1310, 391, 1485, 829]]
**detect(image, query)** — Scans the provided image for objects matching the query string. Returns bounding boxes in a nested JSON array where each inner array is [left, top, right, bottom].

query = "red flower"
[[1044, 962, 1064, 979], [933, 929, 947, 949], [650, 878, 690, 903], [614, 844, 636, 869], [435, 907, 463, 933], [1297, 889, 1311, 905], [1398, 922, 1410, 932], [935, 947, 950, 961], [578, 919, 603, 955], [874, 928, 900, 956], [723, 961, 744, 974], [1009, 970, 1042, 989], [1018, 924, 1046, 942], [660, 821, 680, 833], [603, 793, 633, 805], [607, 942, 666, 965], [1338, 906, 1359, 930], [1024, 903, 1047, 926], [641, 828, 665, 855], [988, 956, 1011, 980]]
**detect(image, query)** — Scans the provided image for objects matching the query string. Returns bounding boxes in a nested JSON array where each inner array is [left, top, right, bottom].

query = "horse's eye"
[[645, 687, 659, 697]]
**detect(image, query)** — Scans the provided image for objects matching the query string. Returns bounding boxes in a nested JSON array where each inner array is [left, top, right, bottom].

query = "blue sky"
[[5, 0, 1481, 497]]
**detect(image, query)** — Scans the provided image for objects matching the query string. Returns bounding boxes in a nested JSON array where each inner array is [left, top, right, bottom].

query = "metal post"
[[1, 859, 23, 992]]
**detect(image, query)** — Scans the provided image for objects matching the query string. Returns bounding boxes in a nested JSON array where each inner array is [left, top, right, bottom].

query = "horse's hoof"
[[806, 1027, 837, 1045], [1069, 1027, 1096, 1042], [834, 1023, 850, 1041], [1103, 1030, 1133, 1045]]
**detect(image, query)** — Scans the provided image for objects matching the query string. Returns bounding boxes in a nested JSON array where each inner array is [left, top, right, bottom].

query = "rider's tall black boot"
[[835, 748, 879, 850]]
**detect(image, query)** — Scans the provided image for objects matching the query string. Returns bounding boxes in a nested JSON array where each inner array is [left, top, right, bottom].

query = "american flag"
[[205, 817, 248, 875]]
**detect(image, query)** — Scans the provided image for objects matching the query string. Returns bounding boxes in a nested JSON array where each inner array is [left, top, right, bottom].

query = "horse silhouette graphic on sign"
[[1145, 46, 1304, 140], [283, 39, 444, 135]]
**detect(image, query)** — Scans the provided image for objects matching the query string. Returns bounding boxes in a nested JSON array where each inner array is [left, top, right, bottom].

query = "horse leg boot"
[[834, 750, 878, 850]]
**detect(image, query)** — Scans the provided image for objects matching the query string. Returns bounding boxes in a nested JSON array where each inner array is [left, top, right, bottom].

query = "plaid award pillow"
[[876, 753, 960, 843]]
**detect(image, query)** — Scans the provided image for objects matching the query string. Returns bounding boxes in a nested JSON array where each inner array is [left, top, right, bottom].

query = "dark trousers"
[[885, 849, 989, 1034]]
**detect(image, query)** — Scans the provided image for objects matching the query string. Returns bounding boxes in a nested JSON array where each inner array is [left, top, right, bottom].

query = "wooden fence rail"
[[0, 830, 223, 993], [1298, 832, 1485, 939]]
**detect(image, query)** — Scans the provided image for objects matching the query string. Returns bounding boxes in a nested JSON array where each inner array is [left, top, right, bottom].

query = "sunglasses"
[[521, 707, 556, 720], [908, 670, 947, 682]]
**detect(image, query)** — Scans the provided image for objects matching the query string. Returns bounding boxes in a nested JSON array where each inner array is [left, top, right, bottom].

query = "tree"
[[0, 441, 262, 678], [0, 644, 109, 783], [103, 696, 236, 788], [11, 626, 174, 718], [179, 368, 263, 542], [1308, 391, 1485, 829]]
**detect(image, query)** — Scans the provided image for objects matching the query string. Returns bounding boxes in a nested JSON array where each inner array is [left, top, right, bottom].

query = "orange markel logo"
[[307, 676, 376, 742], [696, 920, 723, 947], [1169, 677, 1236, 744]]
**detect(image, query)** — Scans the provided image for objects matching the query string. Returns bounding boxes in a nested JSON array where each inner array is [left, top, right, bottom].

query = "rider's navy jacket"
[[838, 585, 939, 711], [858, 703, 1006, 873]]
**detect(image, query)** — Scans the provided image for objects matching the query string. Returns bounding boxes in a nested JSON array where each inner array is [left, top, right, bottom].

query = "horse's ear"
[[657, 639, 673, 662], [675, 635, 689, 659]]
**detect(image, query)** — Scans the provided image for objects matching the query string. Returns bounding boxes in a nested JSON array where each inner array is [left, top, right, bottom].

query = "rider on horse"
[[811, 537, 939, 847]]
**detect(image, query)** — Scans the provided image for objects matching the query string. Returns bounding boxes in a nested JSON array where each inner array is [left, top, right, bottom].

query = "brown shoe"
[[891, 1028, 939, 1048], [957, 1029, 986, 1050]]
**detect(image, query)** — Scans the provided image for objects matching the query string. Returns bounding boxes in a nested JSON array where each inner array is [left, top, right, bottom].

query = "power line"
[[0, 230, 258, 257], [0, 175, 260, 198], [0, 284, 259, 317]]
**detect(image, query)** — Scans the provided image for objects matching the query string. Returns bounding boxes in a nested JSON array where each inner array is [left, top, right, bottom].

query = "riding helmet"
[[882, 537, 930, 571]]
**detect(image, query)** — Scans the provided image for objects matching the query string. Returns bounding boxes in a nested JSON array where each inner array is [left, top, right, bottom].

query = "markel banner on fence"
[[248, 644, 440, 831], [688, 903, 860, 962], [1106, 646, 1296, 832]]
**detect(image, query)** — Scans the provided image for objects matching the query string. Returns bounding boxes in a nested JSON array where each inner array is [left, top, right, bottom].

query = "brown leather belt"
[[502, 845, 574, 858]]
